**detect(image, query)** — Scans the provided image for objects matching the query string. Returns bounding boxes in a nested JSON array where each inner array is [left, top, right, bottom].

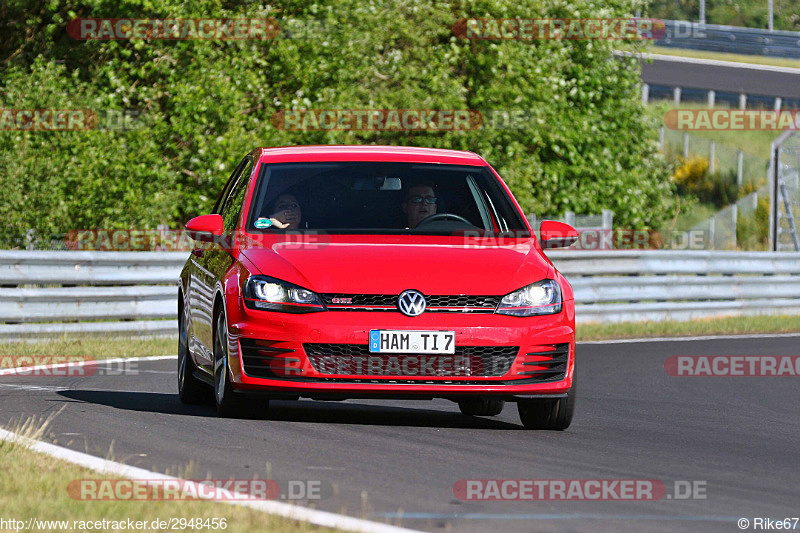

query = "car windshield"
[[247, 161, 529, 235]]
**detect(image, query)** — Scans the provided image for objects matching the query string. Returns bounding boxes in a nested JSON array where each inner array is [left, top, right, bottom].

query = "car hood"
[[240, 236, 552, 295]]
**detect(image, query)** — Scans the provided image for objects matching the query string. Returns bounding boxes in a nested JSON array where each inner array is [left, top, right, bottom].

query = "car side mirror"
[[539, 220, 578, 249], [185, 214, 224, 242]]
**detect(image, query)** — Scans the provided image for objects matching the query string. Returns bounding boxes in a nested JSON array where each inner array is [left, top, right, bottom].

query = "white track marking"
[[0, 427, 422, 533]]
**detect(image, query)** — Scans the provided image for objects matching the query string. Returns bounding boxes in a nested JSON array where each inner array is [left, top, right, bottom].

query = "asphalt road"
[[639, 55, 800, 99], [1, 336, 799, 532]]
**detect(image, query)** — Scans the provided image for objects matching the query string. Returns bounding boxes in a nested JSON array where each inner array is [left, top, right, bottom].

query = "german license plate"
[[369, 330, 455, 354]]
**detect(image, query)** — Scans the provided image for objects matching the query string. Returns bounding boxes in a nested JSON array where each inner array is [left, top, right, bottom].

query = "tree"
[[0, 0, 675, 247]]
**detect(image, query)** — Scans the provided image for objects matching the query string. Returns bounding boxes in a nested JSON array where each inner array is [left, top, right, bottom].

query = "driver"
[[402, 183, 438, 229]]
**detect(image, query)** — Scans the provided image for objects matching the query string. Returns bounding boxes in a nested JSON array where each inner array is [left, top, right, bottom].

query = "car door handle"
[[191, 249, 204, 258]]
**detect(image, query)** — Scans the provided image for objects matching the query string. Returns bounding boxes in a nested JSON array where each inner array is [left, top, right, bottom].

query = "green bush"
[[672, 156, 739, 208], [736, 197, 770, 250], [0, 0, 676, 247]]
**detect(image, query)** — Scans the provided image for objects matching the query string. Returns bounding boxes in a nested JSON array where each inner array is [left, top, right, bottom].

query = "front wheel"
[[213, 311, 250, 417], [517, 371, 576, 430], [178, 304, 207, 404]]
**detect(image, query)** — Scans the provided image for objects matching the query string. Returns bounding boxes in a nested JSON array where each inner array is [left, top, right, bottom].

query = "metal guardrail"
[[1, 250, 799, 341], [658, 20, 800, 58], [556, 250, 800, 322], [0, 251, 181, 341]]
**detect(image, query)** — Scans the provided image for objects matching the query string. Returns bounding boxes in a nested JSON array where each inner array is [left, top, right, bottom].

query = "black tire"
[[517, 371, 576, 430], [178, 302, 208, 405], [213, 310, 251, 417], [458, 398, 505, 416]]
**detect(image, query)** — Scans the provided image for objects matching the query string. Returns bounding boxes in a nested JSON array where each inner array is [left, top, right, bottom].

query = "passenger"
[[255, 193, 303, 229]]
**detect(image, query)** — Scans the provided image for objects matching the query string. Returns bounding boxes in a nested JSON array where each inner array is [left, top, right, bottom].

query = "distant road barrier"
[[657, 20, 800, 59], [1, 250, 799, 341]]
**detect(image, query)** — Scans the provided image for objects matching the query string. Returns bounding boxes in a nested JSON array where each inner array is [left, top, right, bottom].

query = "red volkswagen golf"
[[178, 145, 578, 429]]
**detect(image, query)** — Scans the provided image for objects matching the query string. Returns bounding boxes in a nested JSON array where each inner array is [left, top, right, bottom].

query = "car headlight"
[[243, 276, 325, 313], [496, 279, 562, 316]]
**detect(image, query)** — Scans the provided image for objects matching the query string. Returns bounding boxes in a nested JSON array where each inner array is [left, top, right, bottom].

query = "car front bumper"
[[225, 294, 575, 399]]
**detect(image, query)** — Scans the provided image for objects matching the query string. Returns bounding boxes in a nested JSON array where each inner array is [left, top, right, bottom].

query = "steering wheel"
[[415, 213, 472, 227]]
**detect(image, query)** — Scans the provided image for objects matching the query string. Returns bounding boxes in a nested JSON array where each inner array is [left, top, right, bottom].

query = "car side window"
[[213, 158, 248, 215], [219, 157, 254, 231]]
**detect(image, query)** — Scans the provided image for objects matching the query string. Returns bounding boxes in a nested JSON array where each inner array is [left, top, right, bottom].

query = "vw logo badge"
[[397, 290, 426, 317]]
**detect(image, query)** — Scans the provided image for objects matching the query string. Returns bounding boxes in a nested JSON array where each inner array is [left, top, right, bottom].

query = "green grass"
[[0, 421, 341, 533], [0, 337, 175, 367], [578, 314, 800, 341], [649, 46, 800, 70]]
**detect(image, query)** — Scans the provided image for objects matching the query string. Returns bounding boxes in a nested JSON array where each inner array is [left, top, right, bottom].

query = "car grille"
[[515, 343, 570, 382], [320, 294, 500, 313], [304, 343, 518, 377]]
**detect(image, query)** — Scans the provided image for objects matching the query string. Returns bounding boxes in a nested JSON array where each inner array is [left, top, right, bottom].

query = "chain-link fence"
[[771, 131, 800, 251], [661, 128, 769, 187], [688, 203, 737, 250]]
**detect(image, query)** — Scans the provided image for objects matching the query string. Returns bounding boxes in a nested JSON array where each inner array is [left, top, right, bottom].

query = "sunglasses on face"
[[276, 202, 300, 210], [407, 196, 437, 205]]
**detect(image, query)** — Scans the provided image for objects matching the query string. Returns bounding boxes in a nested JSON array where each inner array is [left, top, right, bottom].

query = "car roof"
[[256, 145, 488, 166]]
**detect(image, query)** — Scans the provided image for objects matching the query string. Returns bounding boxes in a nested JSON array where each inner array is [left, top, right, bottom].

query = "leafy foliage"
[[0, 0, 676, 247], [672, 155, 740, 207], [736, 196, 770, 250]]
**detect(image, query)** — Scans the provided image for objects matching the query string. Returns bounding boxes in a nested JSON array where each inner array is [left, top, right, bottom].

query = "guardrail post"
[[601, 210, 614, 230], [737, 150, 744, 186], [739, 93, 747, 110], [768, 0, 774, 31], [673, 87, 682, 105], [565, 211, 576, 227], [707, 90, 715, 107], [641, 83, 649, 105], [709, 217, 716, 249], [684, 133, 690, 159], [710, 141, 716, 174], [659, 126, 664, 151], [774, 97, 782, 112]]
